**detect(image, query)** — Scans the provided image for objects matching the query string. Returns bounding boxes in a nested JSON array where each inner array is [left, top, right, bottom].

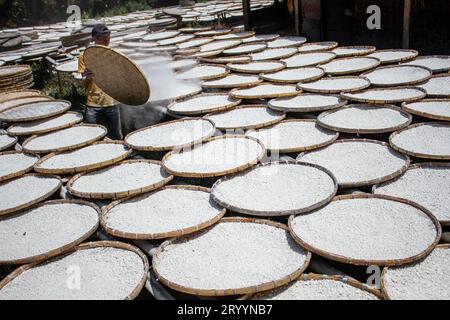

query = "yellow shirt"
[[78, 52, 116, 108]]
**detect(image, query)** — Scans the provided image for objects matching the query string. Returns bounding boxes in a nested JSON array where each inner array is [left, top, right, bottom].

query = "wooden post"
[[243, 0, 252, 31], [402, 0, 412, 49], [294, 0, 301, 36]]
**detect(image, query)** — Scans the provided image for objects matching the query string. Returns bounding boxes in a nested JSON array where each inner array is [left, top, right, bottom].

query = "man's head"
[[92, 24, 111, 46]]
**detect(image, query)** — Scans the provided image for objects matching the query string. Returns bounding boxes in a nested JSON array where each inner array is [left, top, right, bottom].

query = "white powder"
[[391, 123, 450, 158], [331, 46, 375, 57], [232, 84, 299, 99], [290, 197, 438, 262], [318, 105, 411, 132], [0, 246, 145, 300], [250, 48, 298, 61], [0, 134, 16, 150], [149, 82, 201, 103], [383, 247, 450, 300], [23, 125, 106, 153], [298, 76, 370, 93], [199, 40, 241, 52], [402, 55, 450, 72], [203, 55, 251, 64], [35, 143, 130, 172], [69, 161, 171, 196], [320, 57, 380, 75], [281, 52, 336, 68], [368, 50, 417, 64], [143, 30, 180, 41], [202, 74, 261, 89], [126, 119, 215, 150], [7, 112, 83, 136], [403, 100, 450, 120], [267, 36, 307, 48], [298, 140, 408, 187], [169, 59, 198, 71], [0, 152, 39, 180], [196, 29, 231, 37], [0, 202, 99, 262], [0, 101, 70, 122], [158, 34, 194, 46], [298, 42, 337, 53], [417, 75, 450, 97], [0, 175, 61, 214], [205, 106, 284, 130], [154, 221, 310, 291], [177, 38, 213, 49], [253, 279, 379, 300], [375, 164, 450, 223], [120, 41, 158, 49], [212, 162, 336, 216], [227, 61, 285, 73], [214, 32, 254, 40], [262, 67, 324, 83], [223, 43, 267, 55], [104, 187, 223, 236], [176, 65, 227, 80], [242, 34, 279, 43], [163, 137, 264, 176], [269, 94, 344, 112], [342, 88, 425, 103], [0, 96, 51, 113], [168, 94, 239, 114], [363, 65, 431, 86]]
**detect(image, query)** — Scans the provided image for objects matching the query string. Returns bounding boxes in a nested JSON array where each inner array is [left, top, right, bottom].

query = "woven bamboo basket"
[[260, 66, 325, 84], [33, 140, 132, 175], [66, 159, 173, 200], [401, 55, 450, 73], [101, 185, 226, 240], [0, 95, 53, 113], [0, 90, 43, 103], [21, 124, 107, 155], [143, 30, 180, 41], [297, 76, 370, 94], [281, 52, 337, 68], [213, 31, 255, 41], [244, 273, 383, 300], [320, 56, 381, 76], [173, 48, 200, 57], [0, 133, 17, 151], [0, 173, 62, 216], [317, 104, 413, 134], [222, 43, 268, 56], [268, 93, 348, 113], [0, 65, 31, 80], [298, 41, 339, 53], [149, 82, 202, 103], [267, 36, 307, 49], [0, 199, 100, 265], [0, 241, 149, 300], [0, 151, 39, 182], [402, 98, 450, 121], [191, 49, 224, 58], [202, 73, 263, 89], [199, 55, 252, 65], [250, 47, 298, 61], [167, 93, 241, 116], [288, 193, 442, 267], [195, 29, 232, 37], [331, 46, 377, 58], [179, 26, 212, 33], [176, 63, 229, 81], [340, 87, 427, 104], [84, 45, 150, 105], [367, 49, 418, 64], [230, 83, 300, 100], [0, 99, 71, 122], [361, 65, 433, 87], [162, 134, 266, 178], [152, 217, 312, 296], [417, 74, 450, 98], [226, 60, 286, 74]]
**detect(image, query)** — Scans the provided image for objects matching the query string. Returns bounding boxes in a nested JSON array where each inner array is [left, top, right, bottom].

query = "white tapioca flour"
[[269, 94, 344, 112], [0, 134, 16, 150], [403, 100, 450, 120], [0, 152, 39, 179], [320, 57, 379, 74], [342, 88, 425, 103], [202, 74, 261, 88], [281, 52, 336, 68], [7, 112, 83, 136], [298, 77, 370, 93], [363, 66, 431, 86], [228, 61, 285, 73], [402, 55, 450, 72], [168, 94, 239, 114], [417, 75, 450, 97]]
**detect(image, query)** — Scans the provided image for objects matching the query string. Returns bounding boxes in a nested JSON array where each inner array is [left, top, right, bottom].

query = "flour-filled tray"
[[125, 118, 216, 151], [143, 30, 180, 41], [288, 194, 441, 266], [341, 87, 426, 104], [261, 67, 324, 84], [0, 200, 100, 265], [202, 74, 262, 89], [402, 99, 450, 121], [211, 161, 337, 216], [230, 83, 299, 99], [0, 100, 71, 122], [401, 55, 450, 73], [298, 41, 338, 53], [0, 89, 43, 103], [246, 119, 338, 153], [242, 34, 279, 44], [298, 139, 410, 188], [34, 141, 132, 175], [319, 57, 380, 75], [177, 37, 214, 50], [367, 49, 418, 64], [317, 104, 412, 134], [7, 112, 83, 136], [158, 34, 195, 46], [416, 74, 450, 98], [281, 52, 336, 68], [222, 43, 267, 55], [213, 31, 255, 41], [0, 151, 39, 182], [162, 135, 265, 178], [250, 48, 298, 61], [152, 217, 311, 296], [268, 94, 347, 113], [389, 122, 450, 160], [361, 65, 432, 87], [0, 95, 53, 113], [267, 36, 307, 48], [331, 46, 376, 57], [167, 93, 241, 115], [176, 64, 229, 81], [0, 134, 17, 151], [198, 40, 241, 53], [101, 185, 226, 240], [200, 55, 252, 64], [227, 61, 286, 74], [0, 241, 148, 300]]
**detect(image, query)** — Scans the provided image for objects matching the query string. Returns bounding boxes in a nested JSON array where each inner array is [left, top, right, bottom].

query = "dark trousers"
[[85, 105, 122, 140]]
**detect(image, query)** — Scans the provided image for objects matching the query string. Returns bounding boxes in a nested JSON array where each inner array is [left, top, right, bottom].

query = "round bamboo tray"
[[176, 37, 214, 50], [226, 60, 286, 74], [66, 160, 173, 200], [101, 185, 226, 240], [0, 133, 17, 151], [402, 99, 450, 121], [222, 43, 267, 55], [389, 122, 450, 160], [34, 141, 132, 175], [199, 40, 242, 53], [119, 41, 159, 49], [267, 36, 307, 48], [202, 73, 262, 89], [0, 95, 53, 113], [195, 29, 232, 37], [288, 194, 442, 266], [0, 151, 39, 182], [298, 139, 410, 188], [0, 173, 62, 216], [149, 81, 202, 103], [152, 217, 312, 296], [241, 34, 280, 44], [341, 87, 427, 104], [250, 47, 298, 61], [176, 64, 229, 81], [297, 76, 371, 94], [84, 45, 150, 105], [281, 52, 336, 68], [167, 93, 241, 115], [0, 199, 100, 265], [0, 99, 71, 122], [401, 55, 450, 73], [7, 112, 84, 136], [246, 119, 339, 153], [157, 34, 195, 46], [162, 135, 266, 178], [179, 27, 212, 33], [199, 55, 252, 65], [331, 46, 377, 58], [361, 65, 433, 87], [268, 93, 347, 113], [317, 104, 413, 134], [211, 161, 338, 217], [260, 66, 325, 84], [21, 124, 107, 154], [0, 89, 43, 103], [320, 56, 381, 76], [143, 30, 180, 41], [0, 65, 31, 79], [125, 118, 216, 152], [416, 74, 450, 98], [137, 45, 178, 54], [230, 83, 300, 100], [298, 41, 339, 53], [245, 273, 383, 300], [191, 49, 224, 58], [213, 31, 255, 41], [380, 244, 450, 300], [373, 162, 450, 226], [204, 105, 285, 130], [0, 241, 149, 300], [367, 49, 418, 64]]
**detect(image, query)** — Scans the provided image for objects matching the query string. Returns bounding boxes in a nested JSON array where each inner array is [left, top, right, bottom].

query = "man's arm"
[[78, 53, 94, 88]]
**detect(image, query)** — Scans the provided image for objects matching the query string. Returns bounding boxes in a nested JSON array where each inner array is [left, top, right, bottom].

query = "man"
[[78, 24, 122, 140]]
